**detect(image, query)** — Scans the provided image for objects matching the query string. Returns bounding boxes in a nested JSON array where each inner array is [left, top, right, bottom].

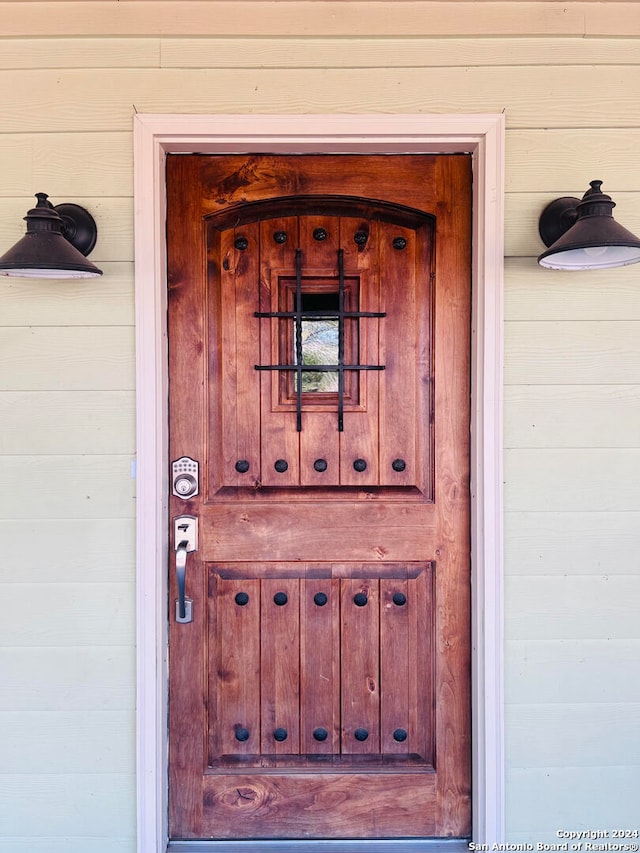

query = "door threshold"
[[168, 840, 470, 852]]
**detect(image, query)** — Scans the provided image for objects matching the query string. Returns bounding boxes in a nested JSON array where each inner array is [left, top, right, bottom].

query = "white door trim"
[[133, 113, 505, 853]]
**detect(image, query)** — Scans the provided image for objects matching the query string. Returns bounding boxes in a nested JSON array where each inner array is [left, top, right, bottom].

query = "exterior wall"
[[0, 4, 639, 850]]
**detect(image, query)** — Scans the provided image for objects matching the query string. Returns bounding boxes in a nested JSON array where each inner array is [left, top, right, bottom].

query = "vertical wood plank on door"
[[410, 566, 434, 764], [231, 222, 261, 487], [167, 154, 207, 834], [380, 577, 410, 754], [341, 578, 380, 754], [300, 576, 340, 754], [260, 578, 301, 755], [299, 215, 341, 485], [379, 222, 417, 487], [259, 216, 300, 486], [339, 216, 380, 486], [214, 577, 261, 757], [432, 155, 472, 834]]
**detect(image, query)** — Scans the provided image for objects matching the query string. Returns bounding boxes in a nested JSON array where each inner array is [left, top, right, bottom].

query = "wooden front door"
[[167, 154, 471, 841]]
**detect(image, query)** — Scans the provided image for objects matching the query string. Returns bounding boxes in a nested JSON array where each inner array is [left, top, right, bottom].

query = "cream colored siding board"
[[507, 767, 640, 835], [0, 840, 134, 853], [0, 709, 134, 773], [505, 321, 640, 384], [505, 258, 640, 321], [505, 511, 640, 576], [506, 703, 640, 767], [0, 2, 591, 38], [0, 133, 133, 197], [0, 773, 135, 836], [505, 385, 640, 448], [0, 647, 135, 710], [506, 128, 640, 193], [0, 2, 635, 39], [0, 392, 135, 454], [505, 640, 640, 703], [160, 36, 640, 69], [0, 266, 134, 326], [0, 519, 135, 583], [505, 448, 640, 511], [0, 328, 135, 391], [0, 456, 135, 519], [3, 67, 640, 132], [0, 38, 160, 69], [506, 576, 640, 640], [0, 583, 134, 647]]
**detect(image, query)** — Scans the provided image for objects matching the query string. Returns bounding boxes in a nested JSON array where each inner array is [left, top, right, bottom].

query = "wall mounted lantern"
[[538, 180, 640, 270], [0, 193, 103, 278]]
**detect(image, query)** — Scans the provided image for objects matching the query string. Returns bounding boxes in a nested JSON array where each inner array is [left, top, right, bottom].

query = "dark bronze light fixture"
[[538, 180, 640, 270], [0, 193, 103, 278]]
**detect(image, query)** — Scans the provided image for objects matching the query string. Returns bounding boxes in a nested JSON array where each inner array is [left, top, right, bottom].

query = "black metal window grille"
[[255, 248, 385, 432]]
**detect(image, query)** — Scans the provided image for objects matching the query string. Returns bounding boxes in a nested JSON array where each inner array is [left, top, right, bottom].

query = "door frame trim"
[[133, 113, 505, 853]]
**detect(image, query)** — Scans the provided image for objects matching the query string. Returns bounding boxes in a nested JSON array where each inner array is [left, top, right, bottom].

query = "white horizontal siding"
[[505, 640, 640, 704], [0, 583, 135, 646], [0, 519, 135, 583], [0, 9, 639, 848], [0, 647, 135, 711], [506, 702, 640, 767], [507, 766, 640, 838], [0, 773, 135, 836], [0, 709, 134, 773], [0, 456, 135, 518], [0, 392, 135, 454], [0, 841, 134, 853]]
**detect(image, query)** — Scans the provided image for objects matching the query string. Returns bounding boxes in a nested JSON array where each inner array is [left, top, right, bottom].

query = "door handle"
[[174, 515, 197, 624], [175, 540, 190, 622]]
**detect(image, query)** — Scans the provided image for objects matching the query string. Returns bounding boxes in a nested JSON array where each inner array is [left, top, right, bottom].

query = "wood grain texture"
[[3, 2, 639, 38], [300, 578, 340, 755], [168, 154, 471, 838], [201, 772, 436, 839]]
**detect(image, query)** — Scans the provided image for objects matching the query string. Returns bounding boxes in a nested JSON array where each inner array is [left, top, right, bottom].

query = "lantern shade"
[[538, 181, 640, 270], [0, 193, 103, 279]]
